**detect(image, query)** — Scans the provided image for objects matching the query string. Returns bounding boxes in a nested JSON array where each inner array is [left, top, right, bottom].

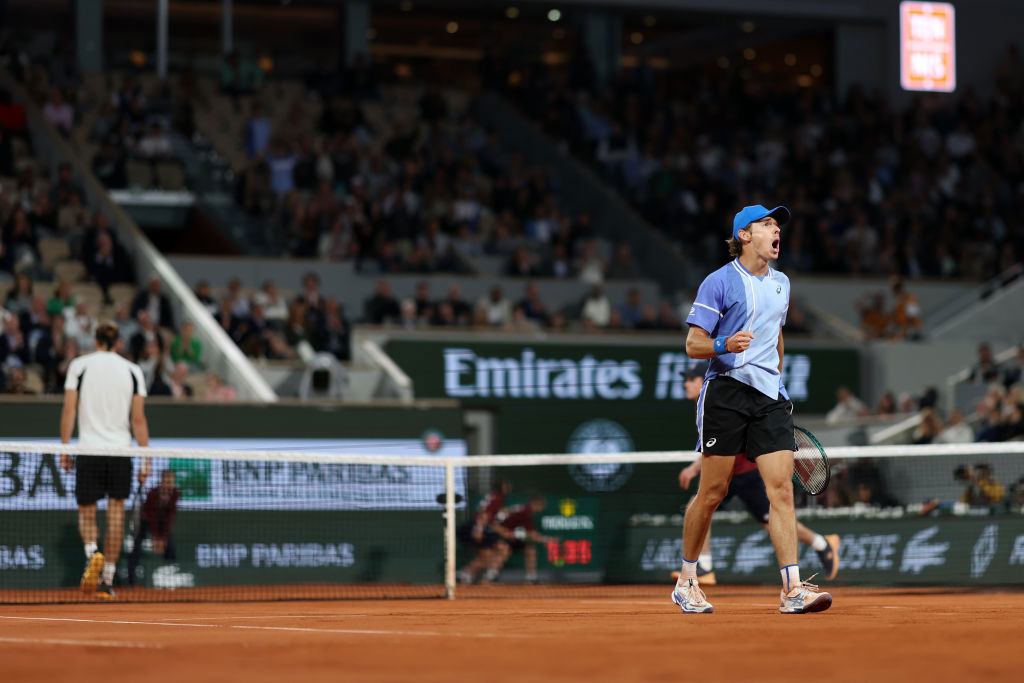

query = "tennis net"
[[1, 440, 1023, 603]]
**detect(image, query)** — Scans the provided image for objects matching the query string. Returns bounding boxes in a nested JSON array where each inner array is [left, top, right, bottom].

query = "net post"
[[444, 458, 456, 600]]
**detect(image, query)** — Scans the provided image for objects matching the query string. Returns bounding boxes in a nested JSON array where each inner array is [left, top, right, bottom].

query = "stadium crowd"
[[502, 45, 1024, 281]]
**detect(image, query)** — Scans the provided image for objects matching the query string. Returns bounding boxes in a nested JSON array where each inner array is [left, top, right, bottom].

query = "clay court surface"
[[2, 587, 1021, 682]]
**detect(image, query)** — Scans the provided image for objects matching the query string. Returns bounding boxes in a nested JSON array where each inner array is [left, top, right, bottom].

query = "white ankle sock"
[[781, 564, 800, 592], [101, 563, 115, 585], [679, 559, 698, 584], [811, 534, 828, 551], [84, 542, 98, 559], [698, 552, 713, 572]]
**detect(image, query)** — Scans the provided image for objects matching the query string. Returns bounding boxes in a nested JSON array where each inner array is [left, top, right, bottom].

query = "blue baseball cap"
[[684, 361, 708, 380], [732, 205, 791, 239]]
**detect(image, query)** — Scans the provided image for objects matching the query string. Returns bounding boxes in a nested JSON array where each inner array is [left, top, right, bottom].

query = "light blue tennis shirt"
[[685, 259, 791, 400]]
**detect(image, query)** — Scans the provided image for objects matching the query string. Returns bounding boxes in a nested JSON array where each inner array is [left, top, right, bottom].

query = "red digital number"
[[546, 541, 560, 563]]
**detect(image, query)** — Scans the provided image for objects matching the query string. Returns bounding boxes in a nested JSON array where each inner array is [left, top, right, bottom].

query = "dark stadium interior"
[[0, 1, 1023, 680]]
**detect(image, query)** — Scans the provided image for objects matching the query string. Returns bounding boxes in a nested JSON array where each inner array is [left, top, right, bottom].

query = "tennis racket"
[[129, 481, 144, 538], [792, 425, 830, 495]]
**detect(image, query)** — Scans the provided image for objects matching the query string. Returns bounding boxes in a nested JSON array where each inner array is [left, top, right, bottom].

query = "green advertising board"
[[0, 510, 442, 590], [609, 515, 1024, 586], [386, 338, 858, 454]]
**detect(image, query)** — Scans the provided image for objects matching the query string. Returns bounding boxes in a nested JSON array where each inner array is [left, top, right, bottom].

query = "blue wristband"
[[713, 336, 728, 355]]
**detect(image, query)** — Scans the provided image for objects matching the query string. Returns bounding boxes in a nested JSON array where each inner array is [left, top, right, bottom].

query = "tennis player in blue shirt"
[[671, 205, 833, 615]]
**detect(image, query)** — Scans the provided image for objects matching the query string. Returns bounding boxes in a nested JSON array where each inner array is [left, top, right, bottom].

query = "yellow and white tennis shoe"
[[671, 579, 714, 614], [80, 552, 104, 592], [779, 577, 832, 614]]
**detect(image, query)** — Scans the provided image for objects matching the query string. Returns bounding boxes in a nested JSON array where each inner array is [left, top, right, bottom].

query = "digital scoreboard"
[[900, 2, 956, 93]]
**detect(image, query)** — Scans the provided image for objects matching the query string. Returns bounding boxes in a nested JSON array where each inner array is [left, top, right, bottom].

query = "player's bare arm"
[[60, 388, 77, 472], [131, 393, 152, 483], [685, 325, 754, 359]]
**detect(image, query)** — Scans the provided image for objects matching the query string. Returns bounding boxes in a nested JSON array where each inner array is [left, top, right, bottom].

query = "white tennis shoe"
[[779, 576, 832, 614], [671, 579, 714, 614]]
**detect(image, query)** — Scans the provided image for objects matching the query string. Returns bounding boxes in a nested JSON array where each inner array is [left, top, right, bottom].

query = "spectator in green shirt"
[[169, 320, 202, 366], [46, 280, 75, 316]]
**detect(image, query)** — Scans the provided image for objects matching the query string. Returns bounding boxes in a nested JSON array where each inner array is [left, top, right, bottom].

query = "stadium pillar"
[[156, 0, 168, 79], [343, 0, 370, 67], [582, 11, 621, 87], [75, 0, 103, 72], [222, 0, 233, 55]]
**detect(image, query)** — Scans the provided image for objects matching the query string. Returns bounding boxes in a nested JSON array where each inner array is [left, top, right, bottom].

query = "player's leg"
[[673, 454, 732, 613], [127, 519, 148, 586], [523, 544, 538, 582], [96, 456, 133, 596], [759, 451, 829, 611], [671, 501, 718, 584], [796, 522, 841, 581], [75, 456, 105, 592]]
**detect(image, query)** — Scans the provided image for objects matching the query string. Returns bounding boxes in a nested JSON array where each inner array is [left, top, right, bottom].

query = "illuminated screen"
[[900, 1, 956, 93]]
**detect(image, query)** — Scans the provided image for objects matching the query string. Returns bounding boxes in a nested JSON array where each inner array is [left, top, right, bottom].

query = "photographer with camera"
[[955, 463, 1006, 506]]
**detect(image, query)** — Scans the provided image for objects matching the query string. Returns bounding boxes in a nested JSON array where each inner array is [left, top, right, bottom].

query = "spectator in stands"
[[313, 299, 350, 361], [131, 276, 174, 331], [363, 279, 400, 325], [0, 314, 29, 368], [267, 141, 298, 199], [136, 339, 163, 387], [137, 122, 172, 159], [634, 305, 660, 331], [506, 246, 540, 277], [608, 244, 640, 280], [35, 313, 70, 393], [4, 366, 33, 394], [202, 372, 237, 402], [85, 231, 133, 302], [1003, 346, 1024, 388], [581, 285, 611, 328], [856, 292, 890, 340], [656, 301, 680, 331], [92, 139, 127, 189], [30, 194, 56, 234], [541, 242, 572, 279], [476, 286, 512, 328], [3, 272, 33, 316], [412, 282, 434, 320], [442, 284, 472, 327], [875, 391, 898, 416], [194, 280, 217, 316], [517, 282, 548, 326], [975, 400, 1009, 442], [251, 280, 288, 328], [958, 464, 1006, 505], [912, 408, 943, 445], [618, 288, 643, 329], [283, 299, 309, 347], [890, 278, 923, 340], [42, 89, 73, 136], [3, 207, 39, 270], [129, 310, 164, 362], [826, 386, 870, 424], [64, 300, 97, 351], [969, 343, 1001, 384], [576, 240, 606, 286], [150, 361, 193, 399], [244, 102, 272, 158], [936, 408, 974, 444], [49, 162, 82, 208], [170, 320, 201, 367], [224, 277, 251, 319], [58, 191, 88, 238], [19, 295, 49, 343]]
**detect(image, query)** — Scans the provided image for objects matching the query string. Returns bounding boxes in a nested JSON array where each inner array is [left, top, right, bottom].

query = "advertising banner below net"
[[0, 438, 466, 511]]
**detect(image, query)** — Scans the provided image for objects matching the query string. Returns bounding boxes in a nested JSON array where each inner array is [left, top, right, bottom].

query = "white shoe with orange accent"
[[779, 577, 832, 614], [671, 579, 714, 614]]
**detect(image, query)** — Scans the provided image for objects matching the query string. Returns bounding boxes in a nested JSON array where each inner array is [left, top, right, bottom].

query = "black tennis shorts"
[[698, 375, 796, 458], [456, 521, 502, 549], [722, 470, 771, 524], [75, 455, 132, 506]]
